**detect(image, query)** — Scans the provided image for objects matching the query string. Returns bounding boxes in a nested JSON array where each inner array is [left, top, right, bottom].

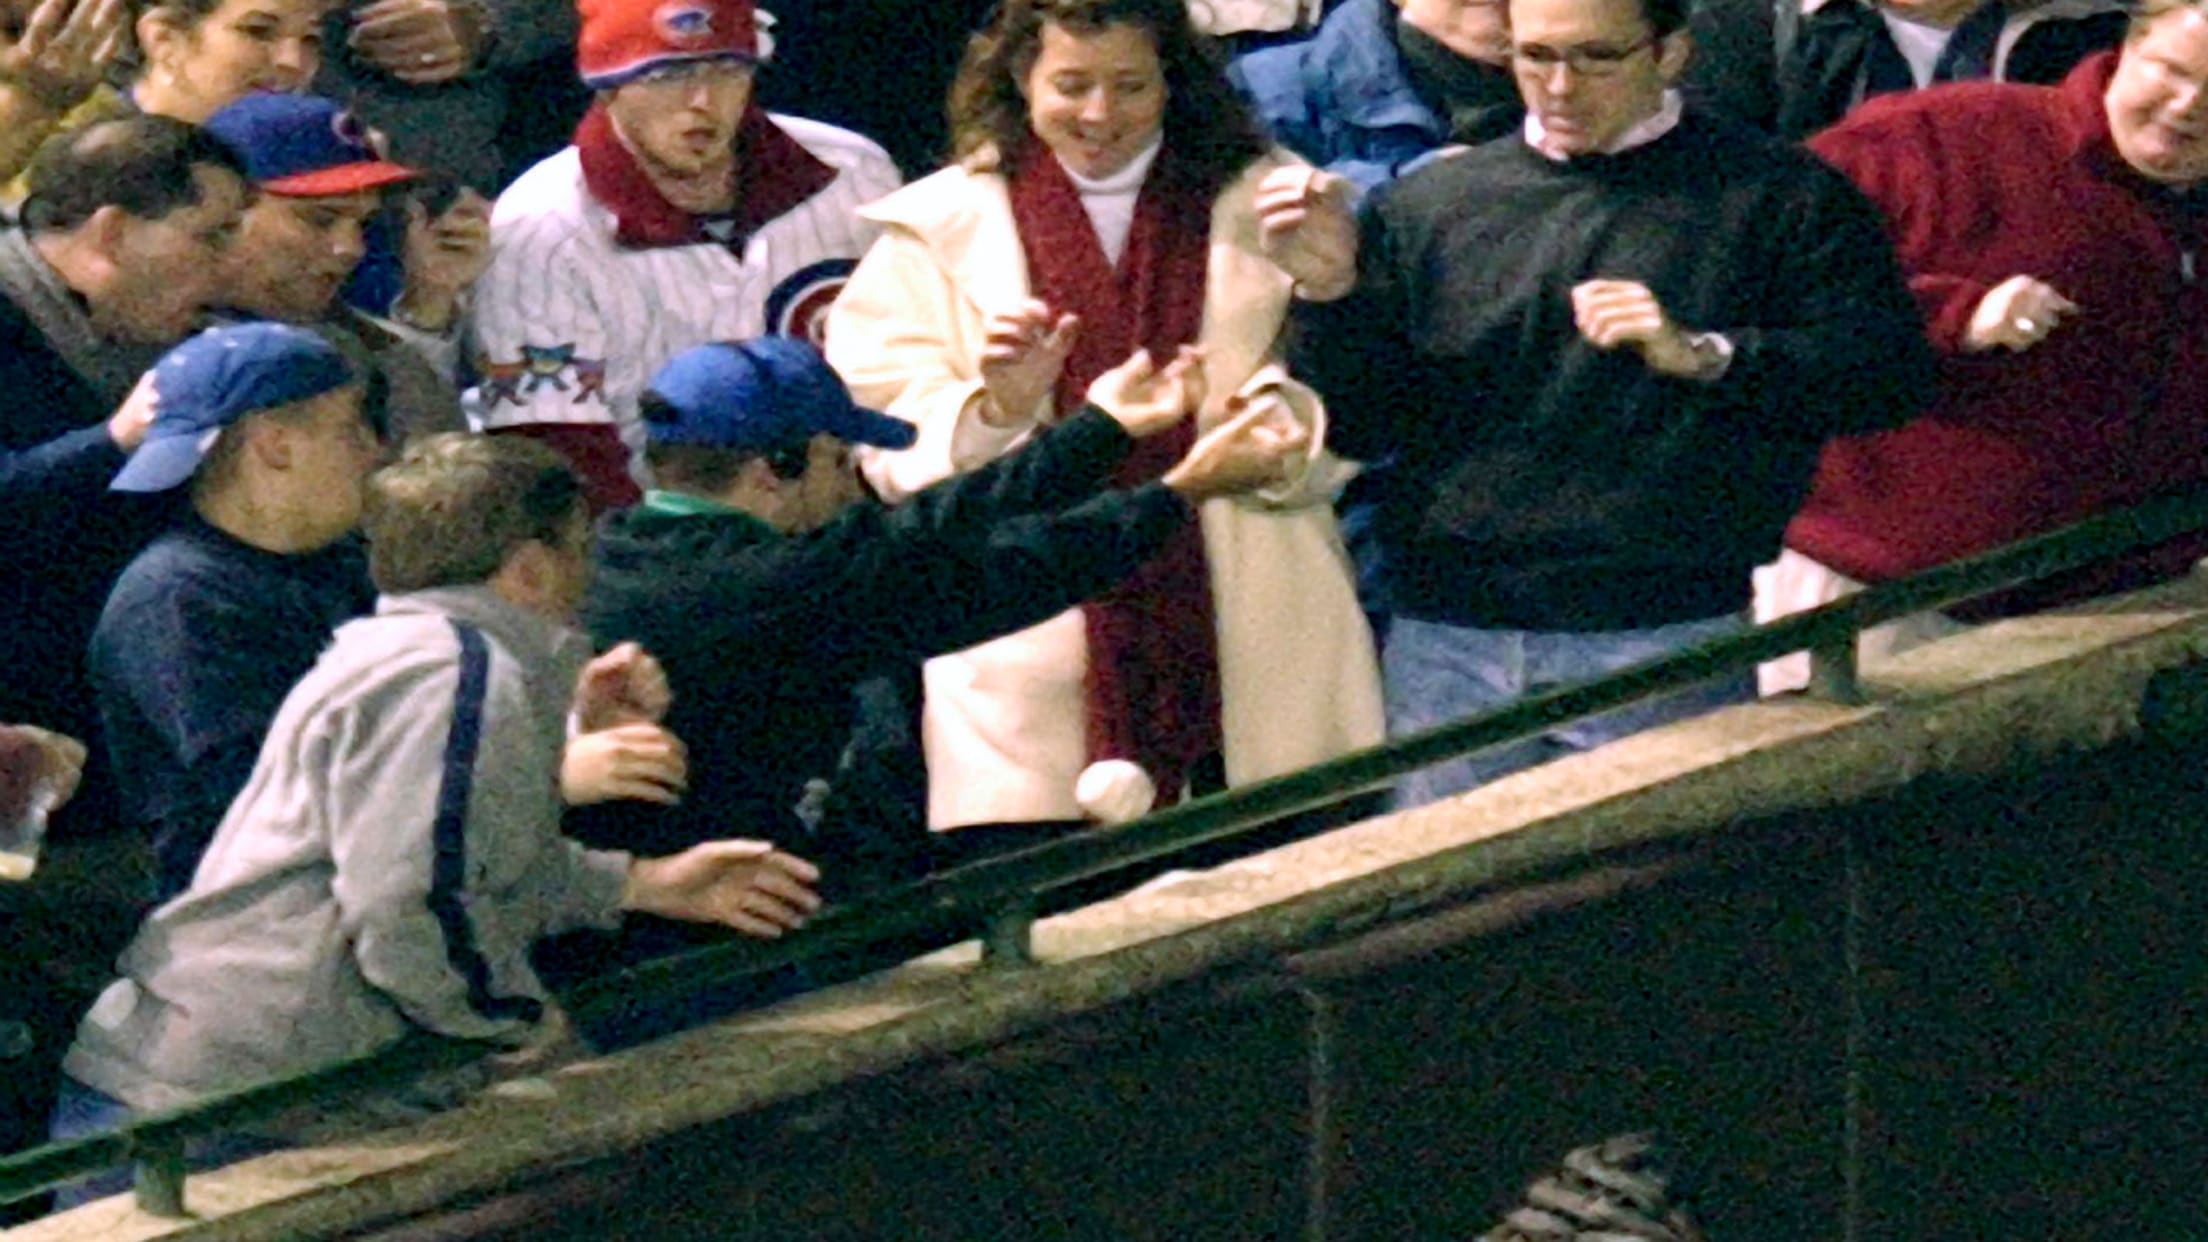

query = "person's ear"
[[246, 418, 293, 470], [83, 204, 132, 268], [1656, 28, 1693, 81], [136, 6, 189, 71]]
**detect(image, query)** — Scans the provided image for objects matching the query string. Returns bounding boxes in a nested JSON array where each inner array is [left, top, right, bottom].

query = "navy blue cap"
[[644, 337, 918, 453], [112, 323, 357, 493], [203, 93, 418, 196]]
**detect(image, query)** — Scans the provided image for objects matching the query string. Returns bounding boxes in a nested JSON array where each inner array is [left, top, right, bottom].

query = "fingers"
[[18, 0, 70, 52], [1968, 275, 2080, 353], [1571, 279, 1667, 348], [695, 842, 824, 937], [59, 0, 125, 49], [1164, 343, 1207, 415], [1253, 165, 1340, 222]]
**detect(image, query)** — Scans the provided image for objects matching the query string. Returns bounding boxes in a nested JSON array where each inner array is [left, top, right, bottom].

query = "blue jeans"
[[47, 1077, 282, 1213], [1384, 613, 1755, 810]]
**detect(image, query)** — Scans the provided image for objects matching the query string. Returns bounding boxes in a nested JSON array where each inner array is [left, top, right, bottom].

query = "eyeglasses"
[[1511, 35, 1658, 77]]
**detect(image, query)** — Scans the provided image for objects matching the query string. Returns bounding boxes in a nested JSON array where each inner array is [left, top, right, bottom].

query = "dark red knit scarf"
[[1006, 142, 1219, 811]]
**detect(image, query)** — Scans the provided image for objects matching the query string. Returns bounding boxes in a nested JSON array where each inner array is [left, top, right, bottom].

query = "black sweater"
[[1294, 111, 1933, 631], [572, 408, 1190, 887]]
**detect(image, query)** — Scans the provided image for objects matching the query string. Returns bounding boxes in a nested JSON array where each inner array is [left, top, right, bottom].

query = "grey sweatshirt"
[[64, 586, 629, 1113]]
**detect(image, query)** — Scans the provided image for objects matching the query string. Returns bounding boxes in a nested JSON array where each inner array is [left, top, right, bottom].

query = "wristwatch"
[[1684, 330, 1735, 382]]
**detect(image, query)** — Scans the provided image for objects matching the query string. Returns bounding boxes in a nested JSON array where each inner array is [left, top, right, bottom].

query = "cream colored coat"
[[825, 153, 1384, 830]]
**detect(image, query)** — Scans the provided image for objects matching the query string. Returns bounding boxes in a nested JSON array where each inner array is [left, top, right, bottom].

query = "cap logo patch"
[[331, 108, 371, 153], [653, 3, 716, 48]]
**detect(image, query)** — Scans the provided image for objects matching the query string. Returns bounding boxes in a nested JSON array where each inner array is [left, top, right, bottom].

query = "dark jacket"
[[1292, 112, 1934, 631], [570, 407, 1191, 900], [1686, 0, 2126, 140]]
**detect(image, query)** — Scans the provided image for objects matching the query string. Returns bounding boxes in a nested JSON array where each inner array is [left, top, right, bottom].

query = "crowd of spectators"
[[1, 0, 2203, 1218]]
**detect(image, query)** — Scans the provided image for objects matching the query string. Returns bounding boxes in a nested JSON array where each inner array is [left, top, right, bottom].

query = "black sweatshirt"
[[570, 407, 1189, 888], [1293, 111, 1933, 631]]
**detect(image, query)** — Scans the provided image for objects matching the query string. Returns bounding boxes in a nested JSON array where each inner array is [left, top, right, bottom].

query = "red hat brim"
[[262, 161, 421, 197]]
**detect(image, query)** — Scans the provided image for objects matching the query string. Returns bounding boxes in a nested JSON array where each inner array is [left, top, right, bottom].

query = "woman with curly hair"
[[826, 0, 1382, 857]]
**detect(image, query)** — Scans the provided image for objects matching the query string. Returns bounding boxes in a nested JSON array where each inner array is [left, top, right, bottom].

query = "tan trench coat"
[[826, 152, 1383, 830]]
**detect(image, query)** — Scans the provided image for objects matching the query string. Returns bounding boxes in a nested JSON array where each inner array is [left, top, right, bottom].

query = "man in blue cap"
[[201, 92, 480, 445], [90, 321, 385, 903], [544, 336, 1306, 1022]]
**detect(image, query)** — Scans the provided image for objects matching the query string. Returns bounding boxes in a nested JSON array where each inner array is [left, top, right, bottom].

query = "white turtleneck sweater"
[[1064, 136, 1164, 266]]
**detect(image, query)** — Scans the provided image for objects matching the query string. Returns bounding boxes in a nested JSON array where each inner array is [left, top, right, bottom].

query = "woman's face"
[[1021, 19, 1168, 180], [141, 0, 323, 121]]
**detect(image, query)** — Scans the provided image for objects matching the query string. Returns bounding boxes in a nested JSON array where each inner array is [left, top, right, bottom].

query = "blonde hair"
[[362, 434, 584, 594]]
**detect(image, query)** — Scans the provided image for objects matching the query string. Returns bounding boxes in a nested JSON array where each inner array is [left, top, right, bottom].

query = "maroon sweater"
[[1789, 54, 2208, 590]]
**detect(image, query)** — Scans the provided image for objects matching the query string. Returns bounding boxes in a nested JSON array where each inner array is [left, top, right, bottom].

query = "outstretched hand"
[[1084, 346, 1207, 438], [1161, 393, 1311, 502], [623, 840, 823, 939]]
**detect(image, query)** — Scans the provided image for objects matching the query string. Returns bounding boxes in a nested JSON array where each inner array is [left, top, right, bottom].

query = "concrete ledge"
[[28, 578, 2208, 1242]]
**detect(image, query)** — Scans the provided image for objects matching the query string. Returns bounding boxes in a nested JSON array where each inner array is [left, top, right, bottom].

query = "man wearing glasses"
[[471, 0, 900, 510], [1292, 0, 1934, 807]]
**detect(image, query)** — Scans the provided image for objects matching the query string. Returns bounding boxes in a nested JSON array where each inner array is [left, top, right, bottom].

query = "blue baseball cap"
[[203, 94, 418, 196], [643, 337, 918, 453], [112, 323, 358, 493]]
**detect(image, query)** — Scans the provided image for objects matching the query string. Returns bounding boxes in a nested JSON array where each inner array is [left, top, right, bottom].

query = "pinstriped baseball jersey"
[[470, 112, 901, 481]]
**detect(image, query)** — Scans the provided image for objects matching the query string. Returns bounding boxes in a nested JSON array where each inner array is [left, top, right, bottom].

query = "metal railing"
[[6, 477, 2208, 1216]]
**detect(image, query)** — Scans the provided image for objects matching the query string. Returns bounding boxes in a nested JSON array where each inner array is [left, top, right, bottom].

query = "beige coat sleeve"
[[826, 224, 1039, 503]]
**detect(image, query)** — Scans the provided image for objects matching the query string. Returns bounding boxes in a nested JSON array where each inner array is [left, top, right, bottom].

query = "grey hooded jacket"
[[64, 586, 629, 1113]]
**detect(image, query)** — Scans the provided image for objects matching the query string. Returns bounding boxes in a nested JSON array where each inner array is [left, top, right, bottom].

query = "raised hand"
[[347, 0, 486, 85], [573, 641, 672, 733], [107, 367, 159, 451], [0, 0, 127, 112], [395, 188, 492, 332], [1963, 275, 2078, 354], [978, 299, 1079, 426], [1255, 165, 1357, 302], [622, 840, 823, 938], [1083, 345, 1207, 438]]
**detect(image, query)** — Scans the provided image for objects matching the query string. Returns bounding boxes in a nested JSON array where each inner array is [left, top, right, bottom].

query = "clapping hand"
[[979, 299, 1079, 426], [573, 642, 671, 733], [1255, 165, 1357, 302], [1084, 346, 1207, 438]]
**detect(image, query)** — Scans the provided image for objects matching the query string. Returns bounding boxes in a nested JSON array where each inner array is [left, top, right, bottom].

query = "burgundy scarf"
[[1006, 143, 1219, 811]]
